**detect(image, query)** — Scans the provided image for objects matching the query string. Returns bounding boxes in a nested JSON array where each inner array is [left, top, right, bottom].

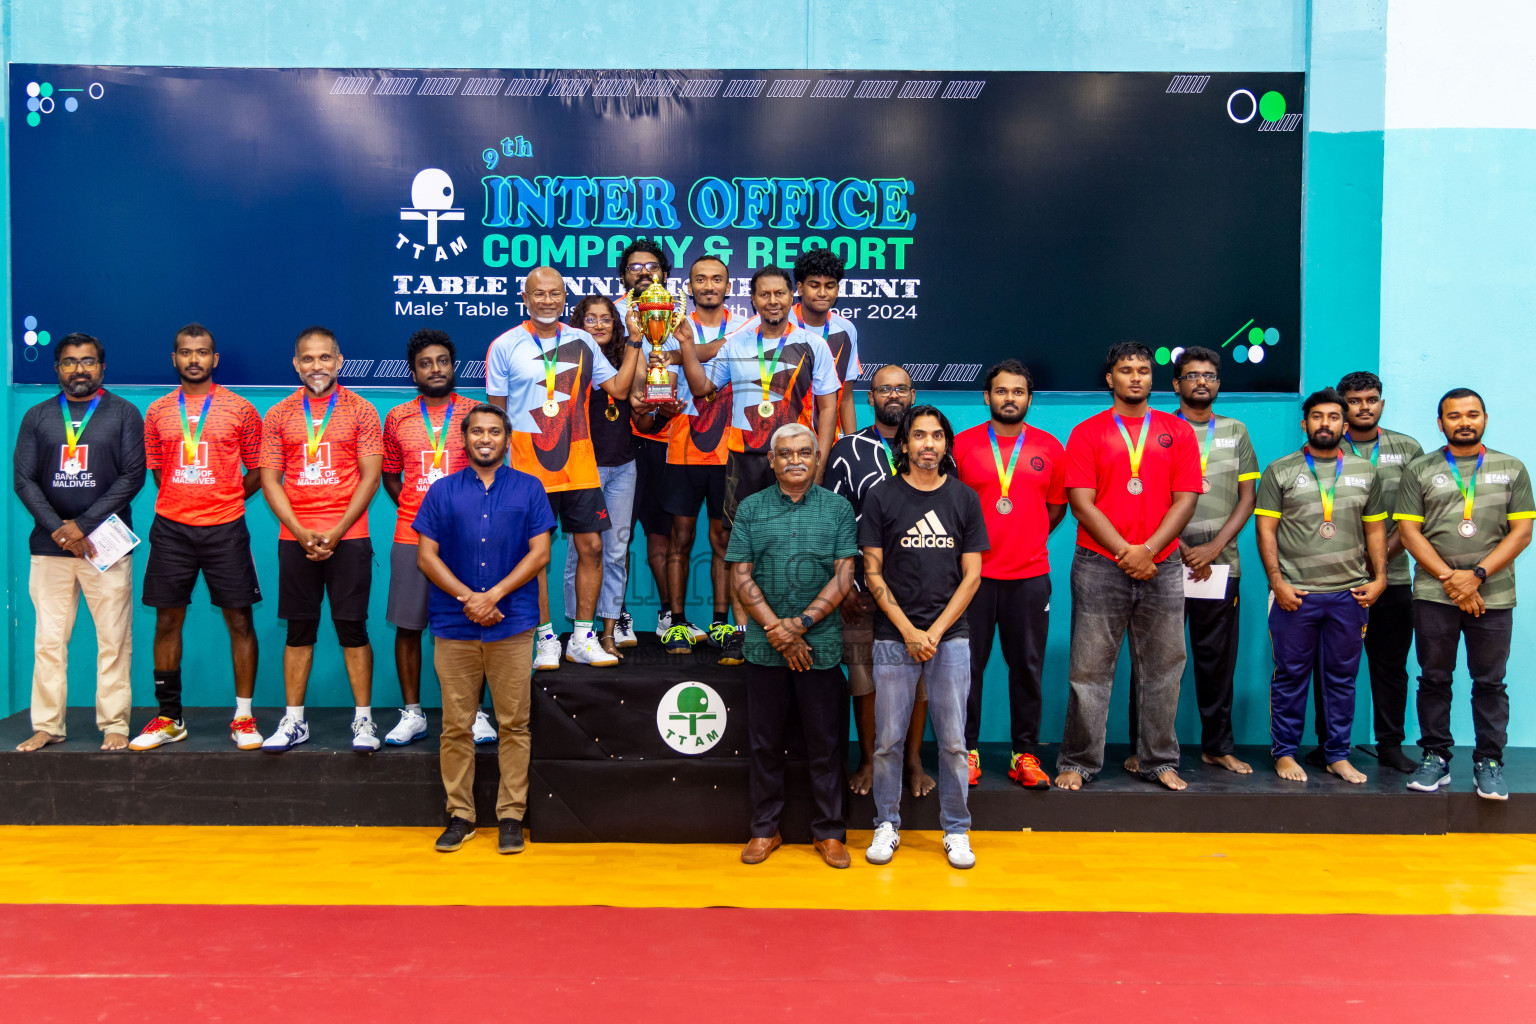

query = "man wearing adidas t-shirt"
[[791, 247, 861, 436], [861, 406, 987, 870], [1396, 388, 1534, 801]]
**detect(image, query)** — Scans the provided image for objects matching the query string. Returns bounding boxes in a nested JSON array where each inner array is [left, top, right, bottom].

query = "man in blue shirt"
[[415, 403, 555, 854]]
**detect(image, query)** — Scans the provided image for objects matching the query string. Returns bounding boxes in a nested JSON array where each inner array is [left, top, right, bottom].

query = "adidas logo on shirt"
[[901, 510, 956, 548]]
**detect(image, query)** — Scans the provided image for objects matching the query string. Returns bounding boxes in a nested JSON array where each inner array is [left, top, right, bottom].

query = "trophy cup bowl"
[[635, 280, 683, 404]]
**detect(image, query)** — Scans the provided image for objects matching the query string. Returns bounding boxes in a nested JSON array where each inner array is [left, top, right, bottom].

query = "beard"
[[989, 402, 1026, 425], [1182, 391, 1214, 410], [416, 373, 455, 399], [875, 401, 907, 427], [63, 375, 97, 397], [1449, 426, 1485, 448], [1308, 428, 1341, 450], [468, 449, 504, 468]]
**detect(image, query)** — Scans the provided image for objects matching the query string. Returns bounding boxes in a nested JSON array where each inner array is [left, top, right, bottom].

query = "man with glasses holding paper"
[[13, 333, 145, 751]]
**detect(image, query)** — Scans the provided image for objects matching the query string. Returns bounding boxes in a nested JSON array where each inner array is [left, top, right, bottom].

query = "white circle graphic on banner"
[[656, 681, 726, 755]]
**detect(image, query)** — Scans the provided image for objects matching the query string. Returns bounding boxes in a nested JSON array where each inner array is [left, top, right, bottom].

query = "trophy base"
[[644, 384, 677, 404]]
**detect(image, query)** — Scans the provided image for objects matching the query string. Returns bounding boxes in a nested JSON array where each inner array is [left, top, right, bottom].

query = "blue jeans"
[[564, 461, 635, 621], [872, 638, 971, 834]]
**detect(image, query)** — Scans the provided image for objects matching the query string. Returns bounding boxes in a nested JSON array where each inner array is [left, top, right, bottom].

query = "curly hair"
[[793, 246, 846, 286]]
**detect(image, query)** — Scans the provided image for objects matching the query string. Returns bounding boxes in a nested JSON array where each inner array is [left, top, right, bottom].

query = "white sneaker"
[[384, 708, 428, 746], [535, 633, 562, 671], [261, 714, 309, 753], [943, 833, 976, 869], [866, 822, 900, 865], [614, 612, 638, 648], [473, 710, 497, 745], [351, 718, 381, 753], [655, 609, 673, 639], [566, 631, 620, 666]]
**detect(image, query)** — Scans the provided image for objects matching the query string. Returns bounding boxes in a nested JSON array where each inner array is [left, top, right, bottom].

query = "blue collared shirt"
[[412, 465, 556, 641]]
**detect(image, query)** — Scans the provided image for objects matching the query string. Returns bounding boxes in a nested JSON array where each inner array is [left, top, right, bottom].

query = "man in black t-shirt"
[[860, 406, 987, 869]]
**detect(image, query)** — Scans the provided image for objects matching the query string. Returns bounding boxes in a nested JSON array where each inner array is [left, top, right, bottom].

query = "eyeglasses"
[[59, 358, 100, 371], [773, 447, 817, 463], [583, 316, 614, 327], [871, 385, 912, 397], [625, 261, 662, 274], [1179, 372, 1219, 382]]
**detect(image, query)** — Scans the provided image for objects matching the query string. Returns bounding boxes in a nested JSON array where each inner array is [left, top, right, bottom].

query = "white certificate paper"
[[85, 514, 141, 573], [1183, 562, 1230, 600]]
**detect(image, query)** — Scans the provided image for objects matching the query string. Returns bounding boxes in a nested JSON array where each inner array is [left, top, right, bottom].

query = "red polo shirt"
[[1064, 407, 1201, 561], [953, 422, 1067, 580]]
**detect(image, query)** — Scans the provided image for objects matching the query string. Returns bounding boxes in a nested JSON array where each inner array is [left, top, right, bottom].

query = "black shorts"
[[277, 538, 374, 621], [723, 450, 775, 529], [549, 486, 612, 536], [633, 436, 672, 538], [141, 515, 263, 609], [662, 462, 727, 522]]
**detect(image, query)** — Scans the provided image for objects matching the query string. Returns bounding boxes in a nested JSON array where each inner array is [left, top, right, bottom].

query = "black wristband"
[[627, 340, 643, 349]]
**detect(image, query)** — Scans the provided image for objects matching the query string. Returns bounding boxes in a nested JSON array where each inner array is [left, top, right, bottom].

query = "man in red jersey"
[[953, 360, 1067, 790], [130, 323, 265, 751], [259, 326, 385, 754], [1056, 342, 1201, 791]]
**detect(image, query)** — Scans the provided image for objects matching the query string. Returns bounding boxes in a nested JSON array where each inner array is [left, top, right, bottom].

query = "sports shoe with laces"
[[534, 632, 561, 671], [865, 822, 900, 865], [129, 716, 187, 751], [1406, 753, 1451, 792], [655, 609, 673, 640], [435, 816, 475, 852], [1474, 758, 1508, 801], [566, 631, 619, 666], [261, 714, 309, 753], [718, 629, 745, 666], [943, 833, 976, 869], [704, 622, 734, 649], [1009, 751, 1052, 789], [498, 818, 525, 854], [384, 708, 428, 746], [967, 749, 982, 786], [473, 709, 497, 745], [230, 716, 263, 750], [351, 718, 381, 753], [614, 612, 638, 648], [664, 623, 697, 655]]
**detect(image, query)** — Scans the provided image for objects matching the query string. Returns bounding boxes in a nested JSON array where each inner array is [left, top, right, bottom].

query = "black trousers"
[[965, 575, 1050, 753], [1310, 583, 1413, 747], [745, 662, 848, 841], [1128, 576, 1241, 757], [1413, 600, 1513, 763]]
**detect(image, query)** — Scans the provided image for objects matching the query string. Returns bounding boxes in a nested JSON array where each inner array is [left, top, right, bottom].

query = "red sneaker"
[[967, 749, 981, 786], [1009, 752, 1052, 789]]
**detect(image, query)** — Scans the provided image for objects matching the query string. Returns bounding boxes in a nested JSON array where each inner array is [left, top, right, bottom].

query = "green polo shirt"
[[725, 482, 858, 670], [1254, 448, 1389, 592]]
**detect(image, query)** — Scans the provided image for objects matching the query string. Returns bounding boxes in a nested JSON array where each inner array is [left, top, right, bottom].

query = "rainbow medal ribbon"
[[1113, 412, 1150, 494], [178, 388, 213, 483], [756, 324, 788, 420], [1443, 445, 1484, 538], [59, 392, 100, 476], [1179, 412, 1216, 493], [989, 424, 1022, 515], [690, 310, 730, 407], [302, 390, 338, 481], [794, 303, 830, 341], [877, 434, 897, 477], [421, 396, 453, 483], [1305, 449, 1342, 539], [1347, 432, 1381, 466], [535, 323, 562, 418]]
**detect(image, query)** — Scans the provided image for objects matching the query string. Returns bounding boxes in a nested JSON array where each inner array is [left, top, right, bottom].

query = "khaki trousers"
[[435, 628, 534, 822], [29, 553, 135, 738]]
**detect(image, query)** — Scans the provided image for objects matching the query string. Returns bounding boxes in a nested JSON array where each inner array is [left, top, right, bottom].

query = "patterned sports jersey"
[[663, 311, 735, 466], [382, 393, 472, 544], [1342, 426, 1424, 586], [260, 385, 384, 541], [144, 384, 262, 527], [1254, 448, 1389, 592], [703, 320, 840, 454], [1176, 413, 1261, 576], [792, 304, 861, 435], [484, 321, 616, 492], [1394, 446, 1535, 609]]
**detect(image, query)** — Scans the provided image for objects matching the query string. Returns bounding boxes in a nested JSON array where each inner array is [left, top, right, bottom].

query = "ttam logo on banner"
[[656, 681, 725, 754], [398, 168, 466, 261]]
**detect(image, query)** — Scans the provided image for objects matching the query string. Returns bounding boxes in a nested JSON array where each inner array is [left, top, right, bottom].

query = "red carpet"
[[3, 906, 1531, 1022]]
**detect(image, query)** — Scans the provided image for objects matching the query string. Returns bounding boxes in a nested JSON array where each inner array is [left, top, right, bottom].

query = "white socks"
[[236, 697, 253, 718], [353, 706, 372, 723], [286, 705, 305, 721]]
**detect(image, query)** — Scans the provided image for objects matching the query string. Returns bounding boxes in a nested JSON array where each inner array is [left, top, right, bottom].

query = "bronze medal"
[[1458, 519, 1477, 538], [1202, 476, 1211, 493], [1319, 522, 1337, 539]]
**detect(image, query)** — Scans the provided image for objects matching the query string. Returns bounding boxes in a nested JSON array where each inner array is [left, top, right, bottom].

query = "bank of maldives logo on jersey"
[[902, 510, 955, 548], [57, 444, 90, 477], [175, 439, 210, 483], [300, 442, 334, 483], [656, 682, 726, 754], [417, 449, 450, 487], [397, 168, 466, 262]]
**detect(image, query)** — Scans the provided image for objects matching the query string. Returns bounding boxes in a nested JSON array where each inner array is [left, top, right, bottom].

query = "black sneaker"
[[1474, 759, 1508, 801], [498, 818, 526, 854], [719, 629, 745, 666], [435, 816, 476, 852], [703, 622, 734, 650]]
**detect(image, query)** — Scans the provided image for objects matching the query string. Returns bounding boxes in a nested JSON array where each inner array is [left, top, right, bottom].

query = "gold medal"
[[543, 399, 559, 417], [604, 404, 620, 421], [757, 400, 774, 418]]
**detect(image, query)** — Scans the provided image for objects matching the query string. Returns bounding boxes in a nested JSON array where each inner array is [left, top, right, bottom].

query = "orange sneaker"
[[967, 749, 981, 786], [1009, 751, 1052, 789]]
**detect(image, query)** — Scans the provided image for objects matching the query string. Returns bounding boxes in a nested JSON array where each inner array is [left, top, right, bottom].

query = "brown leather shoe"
[[813, 837, 851, 868], [740, 833, 782, 864]]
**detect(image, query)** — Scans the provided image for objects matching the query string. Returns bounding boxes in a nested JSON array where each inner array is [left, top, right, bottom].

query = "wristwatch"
[[1473, 565, 1487, 581], [799, 613, 815, 630]]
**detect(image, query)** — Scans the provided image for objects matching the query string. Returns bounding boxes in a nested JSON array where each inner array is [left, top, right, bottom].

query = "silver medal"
[[1458, 519, 1477, 538], [1319, 521, 1337, 539], [303, 461, 323, 481], [995, 497, 1013, 515], [63, 458, 80, 476], [427, 468, 444, 485], [1126, 477, 1143, 495], [1201, 476, 1211, 494]]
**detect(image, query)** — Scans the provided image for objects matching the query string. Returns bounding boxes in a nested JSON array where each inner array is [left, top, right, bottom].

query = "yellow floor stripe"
[[5, 826, 1535, 915]]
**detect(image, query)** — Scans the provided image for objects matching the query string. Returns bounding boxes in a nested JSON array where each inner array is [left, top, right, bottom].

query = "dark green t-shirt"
[[1342, 426, 1423, 586], [1255, 448, 1389, 592], [1177, 413, 1261, 576]]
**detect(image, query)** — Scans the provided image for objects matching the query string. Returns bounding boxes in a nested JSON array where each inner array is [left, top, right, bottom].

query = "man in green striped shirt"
[[1394, 388, 1534, 801]]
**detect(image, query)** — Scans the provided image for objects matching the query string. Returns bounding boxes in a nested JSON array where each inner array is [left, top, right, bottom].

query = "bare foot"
[[1326, 758, 1367, 784], [1054, 769, 1086, 790], [1275, 756, 1308, 782], [16, 731, 63, 752], [101, 733, 129, 751], [1154, 770, 1188, 791], [1202, 752, 1254, 774], [1122, 754, 1140, 773], [906, 763, 936, 798], [848, 761, 873, 795]]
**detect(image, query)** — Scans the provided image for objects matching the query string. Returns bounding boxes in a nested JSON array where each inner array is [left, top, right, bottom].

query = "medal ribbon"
[[528, 321, 562, 406], [302, 390, 338, 461], [59, 392, 101, 461], [1347, 432, 1381, 466], [1304, 449, 1342, 525], [877, 434, 897, 477], [1178, 412, 1216, 478], [793, 303, 830, 341], [1442, 445, 1484, 524], [419, 396, 454, 470], [178, 388, 213, 466], [691, 309, 730, 342], [1112, 413, 1150, 483], [756, 325, 788, 408], [988, 425, 1023, 500]]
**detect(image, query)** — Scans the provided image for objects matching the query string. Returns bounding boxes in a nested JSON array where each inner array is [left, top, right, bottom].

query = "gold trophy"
[[634, 280, 686, 403]]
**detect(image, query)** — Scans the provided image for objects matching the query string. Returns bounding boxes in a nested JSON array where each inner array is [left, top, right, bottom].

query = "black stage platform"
[[2, 636, 1530, 840]]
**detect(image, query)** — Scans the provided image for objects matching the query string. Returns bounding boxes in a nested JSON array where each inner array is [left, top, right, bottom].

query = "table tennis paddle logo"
[[656, 681, 726, 754]]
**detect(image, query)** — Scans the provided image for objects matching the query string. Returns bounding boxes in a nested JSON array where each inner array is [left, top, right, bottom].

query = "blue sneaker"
[[664, 623, 697, 655], [1406, 753, 1451, 792], [1473, 759, 1508, 801]]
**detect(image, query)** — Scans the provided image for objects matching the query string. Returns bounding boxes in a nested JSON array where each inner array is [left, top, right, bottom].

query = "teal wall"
[[6, 1, 1525, 750]]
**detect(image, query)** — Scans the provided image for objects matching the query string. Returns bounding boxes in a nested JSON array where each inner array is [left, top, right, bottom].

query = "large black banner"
[[10, 66, 1302, 389]]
